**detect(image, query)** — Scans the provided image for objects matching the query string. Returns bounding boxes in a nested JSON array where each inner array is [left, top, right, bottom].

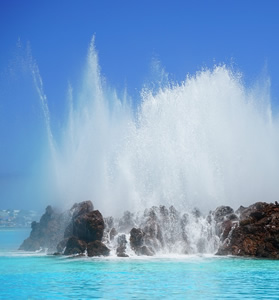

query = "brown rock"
[[64, 237, 87, 255], [56, 238, 68, 253], [109, 228, 117, 241], [19, 206, 65, 252], [116, 234, 128, 257], [130, 228, 145, 249], [73, 210, 105, 242], [87, 240, 110, 257], [137, 245, 154, 256], [64, 201, 94, 238], [217, 202, 279, 259]]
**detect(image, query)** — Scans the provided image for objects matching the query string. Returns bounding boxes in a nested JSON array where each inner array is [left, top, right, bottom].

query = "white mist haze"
[[31, 38, 278, 217], [2, 39, 279, 215]]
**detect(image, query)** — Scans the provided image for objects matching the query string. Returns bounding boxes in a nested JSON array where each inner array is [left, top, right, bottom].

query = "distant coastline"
[[0, 209, 40, 228]]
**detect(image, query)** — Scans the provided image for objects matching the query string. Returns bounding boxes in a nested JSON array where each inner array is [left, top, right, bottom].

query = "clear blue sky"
[[0, 0, 279, 210]]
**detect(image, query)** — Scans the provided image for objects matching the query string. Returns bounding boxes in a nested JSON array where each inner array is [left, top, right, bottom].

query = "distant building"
[[0, 209, 40, 227]]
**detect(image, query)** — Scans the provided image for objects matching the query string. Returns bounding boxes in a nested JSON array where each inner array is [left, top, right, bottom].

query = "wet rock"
[[70, 200, 94, 219], [129, 227, 155, 256], [235, 205, 246, 215], [210, 205, 238, 240], [109, 228, 117, 241], [141, 206, 165, 250], [212, 206, 234, 223], [19, 200, 109, 257], [137, 245, 154, 256], [181, 213, 190, 243], [19, 237, 41, 252], [130, 228, 145, 249], [239, 202, 268, 221], [56, 238, 68, 253], [220, 219, 234, 241], [63, 206, 107, 256], [63, 236, 87, 255], [217, 202, 279, 259], [73, 210, 105, 242], [87, 240, 110, 257], [159, 205, 169, 218], [19, 206, 65, 252], [143, 221, 163, 250], [116, 234, 128, 257], [64, 201, 94, 238], [192, 207, 202, 219], [116, 244, 128, 257], [116, 249, 129, 257]]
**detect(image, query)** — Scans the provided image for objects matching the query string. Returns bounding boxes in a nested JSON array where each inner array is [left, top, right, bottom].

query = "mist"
[[1, 39, 279, 216]]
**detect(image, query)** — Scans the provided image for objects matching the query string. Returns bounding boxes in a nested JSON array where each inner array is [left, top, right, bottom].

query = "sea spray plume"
[[119, 66, 279, 213], [37, 38, 279, 215], [25, 47, 63, 207], [52, 37, 135, 213], [29, 56, 55, 158], [0, 41, 58, 210]]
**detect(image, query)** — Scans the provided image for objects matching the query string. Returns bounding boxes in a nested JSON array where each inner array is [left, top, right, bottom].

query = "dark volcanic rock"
[[87, 240, 110, 257], [19, 235, 41, 251], [109, 228, 117, 241], [209, 205, 238, 242], [143, 220, 163, 250], [130, 227, 154, 256], [71, 200, 94, 219], [116, 234, 129, 257], [130, 228, 145, 249], [56, 238, 68, 253], [138, 245, 155, 256], [64, 201, 94, 238], [19, 200, 110, 258], [64, 237, 87, 255], [73, 210, 104, 242], [212, 206, 235, 223], [217, 202, 279, 259], [19, 206, 67, 252], [62, 202, 109, 257]]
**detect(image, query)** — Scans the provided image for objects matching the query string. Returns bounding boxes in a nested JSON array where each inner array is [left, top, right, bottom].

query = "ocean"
[[1, 228, 279, 299]]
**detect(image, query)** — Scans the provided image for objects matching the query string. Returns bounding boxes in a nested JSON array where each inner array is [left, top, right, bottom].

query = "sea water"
[[1, 229, 279, 299]]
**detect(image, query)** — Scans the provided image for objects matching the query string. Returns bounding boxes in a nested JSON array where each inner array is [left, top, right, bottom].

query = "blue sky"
[[2, 1, 279, 103], [0, 0, 279, 210]]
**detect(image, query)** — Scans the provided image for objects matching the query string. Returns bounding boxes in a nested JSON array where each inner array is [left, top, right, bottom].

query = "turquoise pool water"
[[1, 228, 279, 299]]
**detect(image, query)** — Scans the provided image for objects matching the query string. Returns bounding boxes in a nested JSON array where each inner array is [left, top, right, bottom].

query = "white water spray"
[[38, 38, 279, 218]]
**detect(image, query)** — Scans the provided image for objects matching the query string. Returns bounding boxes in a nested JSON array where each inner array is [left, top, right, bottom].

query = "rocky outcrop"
[[130, 227, 154, 256], [116, 234, 129, 257], [63, 236, 87, 255], [72, 210, 105, 242], [19, 200, 109, 257], [19, 206, 68, 252], [61, 201, 109, 257], [22, 199, 279, 259], [87, 240, 110, 256], [130, 228, 145, 249], [216, 202, 279, 259], [64, 200, 94, 238], [208, 205, 238, 243], [102, 204, 217, 256]]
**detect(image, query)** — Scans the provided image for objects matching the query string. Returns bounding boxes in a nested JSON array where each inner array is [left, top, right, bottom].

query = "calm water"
[[1, 229, 279, 299]]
